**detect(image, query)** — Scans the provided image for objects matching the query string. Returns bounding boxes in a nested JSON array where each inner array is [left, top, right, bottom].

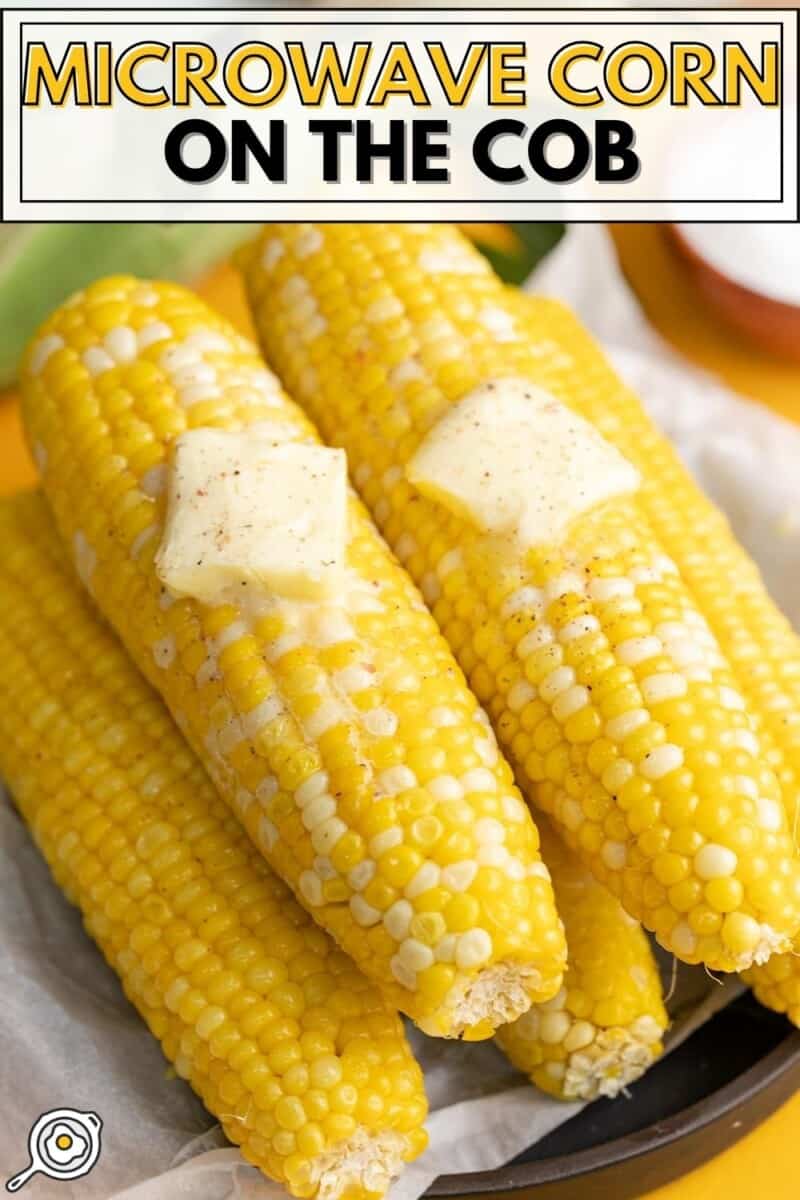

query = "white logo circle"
[[5, 1108, 103, 1192]]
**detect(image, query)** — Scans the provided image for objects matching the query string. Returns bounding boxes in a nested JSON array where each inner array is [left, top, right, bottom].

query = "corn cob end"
[[499, 1006, 665, 1102], [285, 1127, 427, 1200], [743, 955, 800, 1031], [421, 957, 565, 1042], [496, 825, 668, 1100]]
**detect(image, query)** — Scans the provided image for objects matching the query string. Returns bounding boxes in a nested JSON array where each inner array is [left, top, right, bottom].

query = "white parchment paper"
[[2, 225, 797, 1198]]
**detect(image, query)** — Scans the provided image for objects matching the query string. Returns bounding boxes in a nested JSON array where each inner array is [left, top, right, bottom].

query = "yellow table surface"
[[1, 241, 798, 1198]]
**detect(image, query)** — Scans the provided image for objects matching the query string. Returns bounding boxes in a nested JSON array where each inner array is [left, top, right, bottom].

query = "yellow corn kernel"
[[20, 276, 566, 1037], [496, 822, 667, 1100], [0, 491, 427, 1200], [242, 223, 800, 973]]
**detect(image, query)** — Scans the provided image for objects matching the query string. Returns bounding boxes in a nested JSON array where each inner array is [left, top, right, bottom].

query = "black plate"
[[428, 992, 800, 1199]]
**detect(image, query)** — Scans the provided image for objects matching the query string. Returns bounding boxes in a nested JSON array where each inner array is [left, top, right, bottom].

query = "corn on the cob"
[[242, 223, 800, 974], [497, 820, 667, 1100], [0, 490, 428, 1200], [746, 949, 800, 1025], [20, 277, 566, 1039], [508, 291, 800, 1027]]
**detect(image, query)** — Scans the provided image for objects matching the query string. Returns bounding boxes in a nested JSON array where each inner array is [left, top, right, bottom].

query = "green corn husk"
[[473, 223, 564, 285]]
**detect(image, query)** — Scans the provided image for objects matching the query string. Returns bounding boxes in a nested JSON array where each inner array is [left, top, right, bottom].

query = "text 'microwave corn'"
[[496, 821, 667, 1100], [241, 222, 800, 973], [508, 289, 800, 1026], [20, 276, 567, 1039], [0, 490, 428, 1200]]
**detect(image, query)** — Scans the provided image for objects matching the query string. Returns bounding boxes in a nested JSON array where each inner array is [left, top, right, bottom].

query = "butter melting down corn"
[[241, 222, 800, 974], [20, 276, 567, 1040], [0, 491, 428, 1200]]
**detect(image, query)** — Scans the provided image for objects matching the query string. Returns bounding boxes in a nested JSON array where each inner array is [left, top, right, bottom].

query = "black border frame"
[[2, 8, 798, 225]]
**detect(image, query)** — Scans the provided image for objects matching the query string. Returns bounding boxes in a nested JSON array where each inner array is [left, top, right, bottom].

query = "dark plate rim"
[[428, 1028, 800, 1195]]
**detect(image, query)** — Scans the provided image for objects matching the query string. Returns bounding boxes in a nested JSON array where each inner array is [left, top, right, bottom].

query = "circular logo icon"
[[5, 1109, 102, 1192]]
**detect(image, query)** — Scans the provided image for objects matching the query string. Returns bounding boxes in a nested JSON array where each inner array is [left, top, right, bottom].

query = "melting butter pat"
[[407, 378, 640, 548], [156, 428, 348, 604]]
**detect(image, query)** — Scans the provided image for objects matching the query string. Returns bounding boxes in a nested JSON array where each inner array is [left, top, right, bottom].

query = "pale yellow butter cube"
[[407, 378, 640, 548], [156, 428, 348, 604]]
